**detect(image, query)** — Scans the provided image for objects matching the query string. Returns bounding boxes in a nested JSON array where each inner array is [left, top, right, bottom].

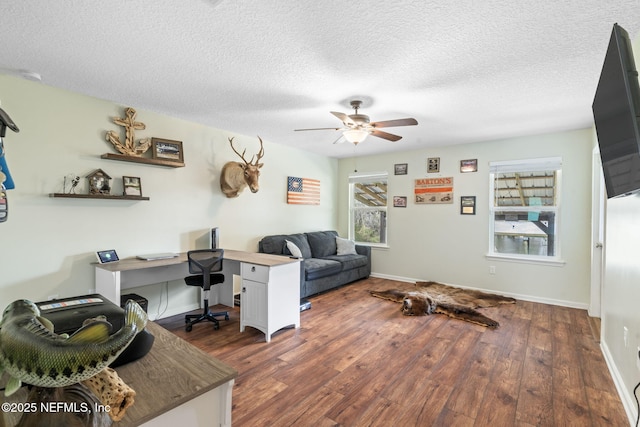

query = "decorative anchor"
[[105, 107, 151, 156]]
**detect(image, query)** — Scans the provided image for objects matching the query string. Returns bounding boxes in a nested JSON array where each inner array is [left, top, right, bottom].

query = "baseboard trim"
[[369, 272, 589, 310], [601, 340, 637, 425], [369, 272, 418, 284]]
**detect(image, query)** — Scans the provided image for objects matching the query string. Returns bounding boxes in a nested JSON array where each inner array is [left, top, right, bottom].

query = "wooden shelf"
[[49, 193, 150, 201], [100, 153, 185, 168]]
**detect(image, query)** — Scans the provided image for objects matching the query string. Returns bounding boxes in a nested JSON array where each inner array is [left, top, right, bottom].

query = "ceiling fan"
[[295, 100, 418, 145]]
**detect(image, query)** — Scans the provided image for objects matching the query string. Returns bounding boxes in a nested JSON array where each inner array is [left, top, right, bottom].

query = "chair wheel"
[[186, 324, 192, 332], [214, 323, 220, 330], [225, 315, 230, 321]]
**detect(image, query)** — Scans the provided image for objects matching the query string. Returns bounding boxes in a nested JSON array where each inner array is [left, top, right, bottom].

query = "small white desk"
[[95, 250, 301, 342]]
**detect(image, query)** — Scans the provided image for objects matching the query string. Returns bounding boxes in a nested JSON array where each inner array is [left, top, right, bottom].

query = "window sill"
[[357, 243, 390, 249], [485, 253, 566, 267]]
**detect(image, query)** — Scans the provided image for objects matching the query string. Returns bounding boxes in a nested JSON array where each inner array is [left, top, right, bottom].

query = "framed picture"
[[460, 196, 476, 215], [393, 196, 407, 207], [394, 163, 408, 175], [123, 176, 142, 197], [460, 159, 478, 173], [151, 138, 184, 163], [427, 157, 440, 173]]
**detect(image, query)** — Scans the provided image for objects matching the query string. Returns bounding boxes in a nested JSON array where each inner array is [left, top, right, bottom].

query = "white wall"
[[602, 194, 640, 420], [599, 31, 640, 423], [0, 75, 338, 317], [338, 128, 594, 307]]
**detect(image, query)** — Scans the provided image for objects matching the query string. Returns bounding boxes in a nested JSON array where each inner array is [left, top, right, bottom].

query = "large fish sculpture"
[[0, 298, 147, 396]]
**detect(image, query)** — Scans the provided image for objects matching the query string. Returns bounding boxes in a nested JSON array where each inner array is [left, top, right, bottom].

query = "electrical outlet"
[[489, 266, 496, 275], [624, 326, 629, 347]]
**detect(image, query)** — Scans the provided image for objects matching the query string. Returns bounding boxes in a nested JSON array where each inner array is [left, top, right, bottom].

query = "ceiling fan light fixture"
[[343, 129, 369, 145], [295, 99, 417, 146]]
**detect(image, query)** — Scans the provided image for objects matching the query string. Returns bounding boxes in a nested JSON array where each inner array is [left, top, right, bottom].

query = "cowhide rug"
[[370, 281, 516, 329]]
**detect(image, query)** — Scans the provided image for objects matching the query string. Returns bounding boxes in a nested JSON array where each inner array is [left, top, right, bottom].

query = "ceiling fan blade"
[[371, 129, 402, 142], [331, 111, 355, 126], [294, 127, 342, 131], [371, 118, 418, 128], [331, 134, 346, 144]]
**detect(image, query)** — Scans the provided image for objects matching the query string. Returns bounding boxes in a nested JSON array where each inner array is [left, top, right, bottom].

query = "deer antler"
[[250, 136, 265, 165], [228, 137, 250, 164], [228, 136, 265, 165]]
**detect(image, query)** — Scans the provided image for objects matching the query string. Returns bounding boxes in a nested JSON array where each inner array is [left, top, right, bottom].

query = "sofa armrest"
[[297, 258, 305, 288], [355, 244, 371, 276], [355, 244, 371, 258]]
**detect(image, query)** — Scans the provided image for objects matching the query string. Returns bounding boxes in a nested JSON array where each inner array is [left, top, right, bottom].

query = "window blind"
[[489, 157, 562, 174]]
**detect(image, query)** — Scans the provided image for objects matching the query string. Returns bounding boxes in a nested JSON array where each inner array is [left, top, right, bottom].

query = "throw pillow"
[[336, 237, 357, 255], [284, 234, 313, 258], [285, 240, 303, 258]]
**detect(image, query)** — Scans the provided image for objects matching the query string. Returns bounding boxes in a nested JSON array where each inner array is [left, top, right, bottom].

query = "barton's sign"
[[414, 177, 453, 204]]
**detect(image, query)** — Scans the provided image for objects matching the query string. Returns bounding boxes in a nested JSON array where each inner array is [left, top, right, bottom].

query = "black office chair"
[[184, 249, 229, 332]]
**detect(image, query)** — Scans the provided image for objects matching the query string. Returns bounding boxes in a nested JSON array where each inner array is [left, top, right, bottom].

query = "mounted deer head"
[[220, 136, 265, 198]]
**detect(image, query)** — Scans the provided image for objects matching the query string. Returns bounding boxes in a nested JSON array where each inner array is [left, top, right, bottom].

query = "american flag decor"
[[287, 176, 320, 205]]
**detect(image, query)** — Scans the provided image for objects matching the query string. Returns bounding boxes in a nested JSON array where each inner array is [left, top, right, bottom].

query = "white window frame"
[[488, 157, 564, 265], [349, 172, 388, 247]]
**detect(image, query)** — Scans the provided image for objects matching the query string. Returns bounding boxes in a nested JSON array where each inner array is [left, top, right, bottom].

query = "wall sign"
[[414, 177, 453, 204]]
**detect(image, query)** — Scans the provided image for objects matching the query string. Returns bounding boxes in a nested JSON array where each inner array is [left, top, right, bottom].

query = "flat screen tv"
[[592, 23, 640, 198]]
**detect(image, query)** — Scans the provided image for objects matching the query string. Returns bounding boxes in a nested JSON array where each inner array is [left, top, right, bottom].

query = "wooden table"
[[116, 322, 237, 426], [1, 322, 238, 426]]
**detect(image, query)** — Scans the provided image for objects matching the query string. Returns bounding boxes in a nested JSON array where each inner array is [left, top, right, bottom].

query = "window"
[[349, 172, 388, 245], [489, 157, 562, 261]]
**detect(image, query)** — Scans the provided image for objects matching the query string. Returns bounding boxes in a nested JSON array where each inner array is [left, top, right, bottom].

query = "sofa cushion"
[[283, 234, 312, 259], [260, 233, 312, 258], [304, 258, 342, 280], [259, 235, 288, 255], [323, 254, 369, 271], [306, 230, 338, 258]]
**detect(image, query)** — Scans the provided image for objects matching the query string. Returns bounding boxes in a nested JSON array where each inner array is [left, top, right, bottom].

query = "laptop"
[[136, 253, 178, 261]]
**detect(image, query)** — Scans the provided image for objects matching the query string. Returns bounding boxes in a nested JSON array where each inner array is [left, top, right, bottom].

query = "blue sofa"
[[258, 230, 371, 298]]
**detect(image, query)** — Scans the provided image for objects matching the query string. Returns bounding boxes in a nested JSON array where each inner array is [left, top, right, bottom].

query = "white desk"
[[95, 250, 301, 342]]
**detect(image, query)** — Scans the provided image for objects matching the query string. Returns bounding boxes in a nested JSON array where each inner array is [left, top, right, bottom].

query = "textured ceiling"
[[1, 1, 639, 158]]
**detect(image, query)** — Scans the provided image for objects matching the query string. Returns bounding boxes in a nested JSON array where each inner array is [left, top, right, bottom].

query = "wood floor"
[[156, 277, 628, 427]]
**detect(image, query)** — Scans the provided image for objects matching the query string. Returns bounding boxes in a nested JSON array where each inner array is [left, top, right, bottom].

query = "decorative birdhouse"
[[86, 169, 112, 195]]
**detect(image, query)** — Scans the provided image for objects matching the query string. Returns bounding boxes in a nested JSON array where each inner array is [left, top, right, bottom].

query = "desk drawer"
[[241, 263, 269, 283]]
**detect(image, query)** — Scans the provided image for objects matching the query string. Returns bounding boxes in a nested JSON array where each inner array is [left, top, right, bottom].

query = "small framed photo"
[[123, 176, 142, 197], [151, 138, 184, 163], [394, 163, 408, 175], [460, 196, 476, 215], [427, 157, 440, 173], [393, 196, 407, 208], [460, 159, 478, 173]]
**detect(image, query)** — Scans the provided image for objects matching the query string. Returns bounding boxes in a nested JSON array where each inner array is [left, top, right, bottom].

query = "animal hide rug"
[[370, 281, 516, 329]]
